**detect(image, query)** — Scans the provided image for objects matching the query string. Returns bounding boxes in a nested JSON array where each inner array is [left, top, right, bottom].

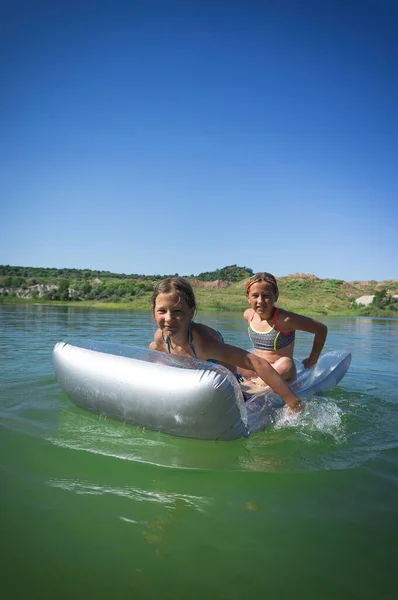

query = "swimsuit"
[[165, 322, 244, 382], [248, 308, 295, 351], [164, 321, 222, 361]]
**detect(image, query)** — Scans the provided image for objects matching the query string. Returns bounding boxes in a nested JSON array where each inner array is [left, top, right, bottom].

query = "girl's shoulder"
[[274, 307, 296, 329], [149, 328, 166, 351], [192, 322, 220, 341], [275, 307, 311, 331], [276, 309, 327, 334], [243, 308, 254, 322]]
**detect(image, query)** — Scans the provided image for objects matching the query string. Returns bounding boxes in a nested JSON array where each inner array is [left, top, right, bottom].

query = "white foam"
[[273, 399, 344, 442]]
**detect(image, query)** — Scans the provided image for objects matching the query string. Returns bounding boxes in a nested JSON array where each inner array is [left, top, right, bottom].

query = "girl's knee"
[[275, 357, 296, 380]]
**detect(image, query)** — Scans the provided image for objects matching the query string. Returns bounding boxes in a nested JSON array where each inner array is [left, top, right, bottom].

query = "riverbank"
[[2, 266, 397, 317], [2, 295, 398, 318]]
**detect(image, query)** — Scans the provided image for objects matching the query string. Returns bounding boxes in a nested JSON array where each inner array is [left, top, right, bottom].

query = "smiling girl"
[[244, 272, 328, 382], [149, 277, 303, 412]]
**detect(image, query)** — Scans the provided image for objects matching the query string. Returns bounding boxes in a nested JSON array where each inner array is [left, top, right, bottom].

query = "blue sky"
[[1, 0, 397, 281]]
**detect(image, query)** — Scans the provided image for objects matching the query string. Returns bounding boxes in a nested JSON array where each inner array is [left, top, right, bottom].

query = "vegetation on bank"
[[1, 264, 397, 317]]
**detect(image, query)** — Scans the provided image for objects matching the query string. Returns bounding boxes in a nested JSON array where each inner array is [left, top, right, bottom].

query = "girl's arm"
[[201, 338, 303, 411], [279, 311, 328, 368]]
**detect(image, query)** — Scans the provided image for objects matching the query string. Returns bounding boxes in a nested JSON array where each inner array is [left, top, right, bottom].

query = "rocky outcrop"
[[355, 295, 375, 306], [355, 294, 398, 306], [286, 273, 319, 281], [190, 279, 230, 289], [0, 283, 58, 298]]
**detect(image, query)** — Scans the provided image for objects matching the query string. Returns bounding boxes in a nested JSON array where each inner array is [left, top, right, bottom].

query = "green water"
[[1, 306, 397, 599]]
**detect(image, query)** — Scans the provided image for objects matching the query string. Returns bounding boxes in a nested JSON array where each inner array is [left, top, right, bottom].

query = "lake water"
[[1, 305, 397, 599]]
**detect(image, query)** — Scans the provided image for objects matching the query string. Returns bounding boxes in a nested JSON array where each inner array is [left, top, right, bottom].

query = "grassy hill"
[[190, 274, 398, 316], [1, 265, 397, 316]]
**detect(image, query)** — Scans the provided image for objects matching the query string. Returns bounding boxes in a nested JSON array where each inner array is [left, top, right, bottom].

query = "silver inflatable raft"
[[53, 339, 351, 440]]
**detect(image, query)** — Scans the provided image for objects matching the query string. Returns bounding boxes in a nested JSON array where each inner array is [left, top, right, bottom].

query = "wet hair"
[[245, 272, 279, 300], [151, 277, 197, 315]]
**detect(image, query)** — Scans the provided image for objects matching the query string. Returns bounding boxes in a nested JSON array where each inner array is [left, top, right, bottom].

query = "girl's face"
[[247, 281, 277, 315], [153, 293, 194, 337]]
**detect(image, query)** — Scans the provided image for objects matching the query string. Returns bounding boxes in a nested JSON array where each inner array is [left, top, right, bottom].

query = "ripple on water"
[[43, 386, 398, 475]]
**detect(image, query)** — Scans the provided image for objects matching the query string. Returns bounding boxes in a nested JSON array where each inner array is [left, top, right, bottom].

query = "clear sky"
[[1, 0, 397, 281]]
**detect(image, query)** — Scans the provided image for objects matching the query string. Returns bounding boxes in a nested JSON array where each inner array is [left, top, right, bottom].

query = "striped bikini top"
[[248, 308, 295, 351]]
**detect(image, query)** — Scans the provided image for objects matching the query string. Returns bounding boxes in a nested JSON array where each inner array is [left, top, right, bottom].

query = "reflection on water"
[[48, 477, 210, 513]]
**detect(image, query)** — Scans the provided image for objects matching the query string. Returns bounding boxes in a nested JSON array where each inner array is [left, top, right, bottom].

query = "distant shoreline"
[[1, 265, 397, 318], [1, 296, 398, 318]]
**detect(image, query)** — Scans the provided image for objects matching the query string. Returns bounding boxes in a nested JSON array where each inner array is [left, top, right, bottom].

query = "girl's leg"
[[240, 358, 296, 388], [242, 357, 297, 405], [237, 367, 257, 378], [271, 357, 297, 382]]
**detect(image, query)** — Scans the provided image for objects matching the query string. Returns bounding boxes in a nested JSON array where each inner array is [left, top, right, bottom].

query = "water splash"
[[273, 398, 345, 443]]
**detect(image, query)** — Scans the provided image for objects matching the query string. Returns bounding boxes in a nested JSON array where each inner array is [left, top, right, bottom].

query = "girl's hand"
[[286, 400, 304, 414], [302, 357, 317, 369]]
